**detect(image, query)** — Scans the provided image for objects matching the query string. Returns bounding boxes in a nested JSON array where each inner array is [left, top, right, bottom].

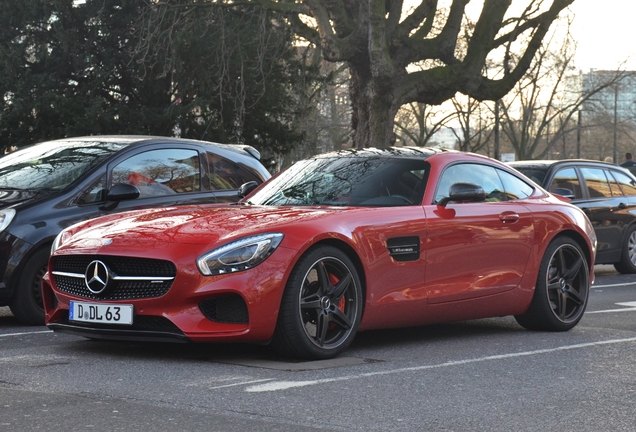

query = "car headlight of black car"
[[197, 233, 284, 276], [0, 209, 15, 232]]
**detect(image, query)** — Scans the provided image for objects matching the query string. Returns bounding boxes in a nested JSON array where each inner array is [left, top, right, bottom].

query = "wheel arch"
[[552, 229, 594, 272], [302, 238, 367, 312]]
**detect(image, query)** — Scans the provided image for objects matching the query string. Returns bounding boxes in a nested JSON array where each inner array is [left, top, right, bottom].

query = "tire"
[[613, 225, 636, 274], [515, 236, 590, 331], [272, 245, 363, 360], [9, 248, 49, 326]]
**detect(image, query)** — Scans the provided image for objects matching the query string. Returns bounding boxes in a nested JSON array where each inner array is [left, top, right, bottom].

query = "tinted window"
[[497, 170, 534, 200], [511, 165, 548, 184], [112, 149, 201, 198], [610, 170, 636, 196], [605, 169, 624, 196], [435, 163, 506, 203], [549, 168, 583, 199], [581, 167, 612, 198], [204, 152, 260, 190], [77, 175, 107, 205]]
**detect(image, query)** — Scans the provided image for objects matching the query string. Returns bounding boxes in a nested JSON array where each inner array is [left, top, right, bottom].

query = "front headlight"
[[0, 209, 16, 232], [197, 233, 284, 276], [51, 229, 72, 254]]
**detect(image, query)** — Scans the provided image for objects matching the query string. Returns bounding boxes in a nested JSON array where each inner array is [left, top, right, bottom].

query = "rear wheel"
[[9, 248, 49, 326], [272, 245, 363, 360], [614, 225, 636, 274], [515, 237, 589, 331]]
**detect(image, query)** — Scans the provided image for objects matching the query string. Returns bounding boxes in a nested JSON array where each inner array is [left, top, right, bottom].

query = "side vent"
[[386, 236, 420, 262], [199, 294, 249, 324]]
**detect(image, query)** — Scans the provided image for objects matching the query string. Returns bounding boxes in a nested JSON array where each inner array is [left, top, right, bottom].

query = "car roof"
[[313, 146, 448, 160], [509, 159, 619, 168]]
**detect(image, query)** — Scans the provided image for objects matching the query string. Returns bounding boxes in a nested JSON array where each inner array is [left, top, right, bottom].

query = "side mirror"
[[551, 188, 575, 199], [106, 183, 141, 202], [238, 181, 259, 198], [438, 182, 487, 206]]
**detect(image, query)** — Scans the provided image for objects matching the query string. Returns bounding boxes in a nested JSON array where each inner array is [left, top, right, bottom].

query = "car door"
[[571, 166, 631, 261], [424, 163, 535, 304]]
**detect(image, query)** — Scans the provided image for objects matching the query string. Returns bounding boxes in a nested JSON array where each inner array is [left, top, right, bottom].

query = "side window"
[[580, 167, 612, 198], [548, 168, 583, 199], [77, 175, 107, 204], [434, 163, 505, 203], [204, 152, 259, 190], [497, 170, 534, 200], [111, 149, 201, 198], [604, 169, 624, 196], [610, 170, 636, 196]]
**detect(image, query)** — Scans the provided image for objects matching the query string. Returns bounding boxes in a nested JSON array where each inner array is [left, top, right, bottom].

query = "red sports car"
[[43, 148, 596, 359]]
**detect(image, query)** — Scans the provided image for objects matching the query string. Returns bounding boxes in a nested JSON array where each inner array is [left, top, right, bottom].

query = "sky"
[[569, 0, 636, 71]]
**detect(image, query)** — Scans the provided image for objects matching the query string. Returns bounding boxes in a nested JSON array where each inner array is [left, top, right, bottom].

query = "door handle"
[[618, 202, 627, 210], [499, 212, 519, 223]]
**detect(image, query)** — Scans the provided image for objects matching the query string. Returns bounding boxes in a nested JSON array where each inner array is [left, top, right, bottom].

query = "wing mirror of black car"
[[106, 183, 141, 202], [238, 181, 259, 198], [551, 188, 575, 199], [438, 182, 487, 206]]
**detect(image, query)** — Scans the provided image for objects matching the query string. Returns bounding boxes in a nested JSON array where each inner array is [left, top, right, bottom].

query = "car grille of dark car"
[[51, 255, 176, 300], [199, 295, 249, 324]]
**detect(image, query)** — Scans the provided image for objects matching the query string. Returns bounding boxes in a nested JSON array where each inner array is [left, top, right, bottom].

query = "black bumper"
[[47, 322, 190, 343]]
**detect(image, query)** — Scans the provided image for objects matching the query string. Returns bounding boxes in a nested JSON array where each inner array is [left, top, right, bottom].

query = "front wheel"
[[614, 225, 636, 274], [272, 245, 363, 360], [9, 248, 49, 325], [515, 236, 590, 331]]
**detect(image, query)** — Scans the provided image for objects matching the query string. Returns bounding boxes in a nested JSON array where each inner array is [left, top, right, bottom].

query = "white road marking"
[[208, 378, 275, 390], [593, 282, 636, 288], [0, 330, 53, 338], [245, 337, 636, 393], [587, 301, 636, 314]]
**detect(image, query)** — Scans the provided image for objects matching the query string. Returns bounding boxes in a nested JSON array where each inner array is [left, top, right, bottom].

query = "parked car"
[[0, 136, 270, 325], [44, 148, 595, 360], [509, 159, 636, 274]]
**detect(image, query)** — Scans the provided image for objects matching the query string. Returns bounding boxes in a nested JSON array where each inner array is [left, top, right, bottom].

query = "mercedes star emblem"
[[85, 260, 111, 294]]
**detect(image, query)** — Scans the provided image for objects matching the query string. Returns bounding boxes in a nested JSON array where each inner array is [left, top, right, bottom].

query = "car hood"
[[0, 188, 53, 209], [56, 204, 350, 255]]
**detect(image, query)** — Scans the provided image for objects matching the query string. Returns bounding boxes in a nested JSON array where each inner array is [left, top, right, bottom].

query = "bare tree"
[[140, 0, 576, 150], [496, 22, 626, 161], [394, 102, 455, 147]]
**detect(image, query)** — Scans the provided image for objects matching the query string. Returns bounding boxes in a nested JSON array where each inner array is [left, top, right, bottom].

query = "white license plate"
[[69, 301, 134, 325]]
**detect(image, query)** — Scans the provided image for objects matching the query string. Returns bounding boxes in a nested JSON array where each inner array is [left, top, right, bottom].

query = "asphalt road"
[[2, 265, 636, 431]]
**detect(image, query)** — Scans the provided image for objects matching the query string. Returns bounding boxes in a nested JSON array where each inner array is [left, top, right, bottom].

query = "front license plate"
[[69, 301, 133, 325]]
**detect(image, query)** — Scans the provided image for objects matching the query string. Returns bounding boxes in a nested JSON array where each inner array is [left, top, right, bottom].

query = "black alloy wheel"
[[9, 247, 49, 325], [515, 236, 590, 331], [272, 245, 362, 360], [614, 225, 636, 274]]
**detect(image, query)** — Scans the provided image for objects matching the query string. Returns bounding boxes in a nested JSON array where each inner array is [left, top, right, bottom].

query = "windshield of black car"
[[510, 165, 548, 185], [248, 156, 429, 206], [0, 141, 127, 191]]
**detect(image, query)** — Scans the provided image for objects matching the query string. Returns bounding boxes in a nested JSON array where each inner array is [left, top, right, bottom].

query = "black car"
[[0, 136, 270, 325], [509, 159, 636, 273]]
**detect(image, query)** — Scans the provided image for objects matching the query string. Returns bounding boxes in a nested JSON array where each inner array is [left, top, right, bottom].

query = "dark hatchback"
[[509, 159, 636, 273], [0, 136, 270, 325]]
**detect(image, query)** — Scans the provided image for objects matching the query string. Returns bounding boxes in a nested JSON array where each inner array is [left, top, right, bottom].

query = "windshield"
[[248, 156, 429, 207], [0, 140, 128, 191], [510, 165, 549, 185]]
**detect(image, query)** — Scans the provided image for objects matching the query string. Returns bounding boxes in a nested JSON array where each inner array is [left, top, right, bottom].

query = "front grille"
[[199, 295, 249, 324], [52, 255, 176, 300]]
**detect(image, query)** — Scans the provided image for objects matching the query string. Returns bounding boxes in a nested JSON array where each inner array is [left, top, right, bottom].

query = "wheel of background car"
[[613, 225, 636, 274], [272, 245, 363, 360], [9, 247, 49, 325], [514, 236, 589, 331]]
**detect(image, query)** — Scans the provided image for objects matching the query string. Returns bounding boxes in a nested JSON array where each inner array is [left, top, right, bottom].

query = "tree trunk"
[[349, 63, 399, 149]]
